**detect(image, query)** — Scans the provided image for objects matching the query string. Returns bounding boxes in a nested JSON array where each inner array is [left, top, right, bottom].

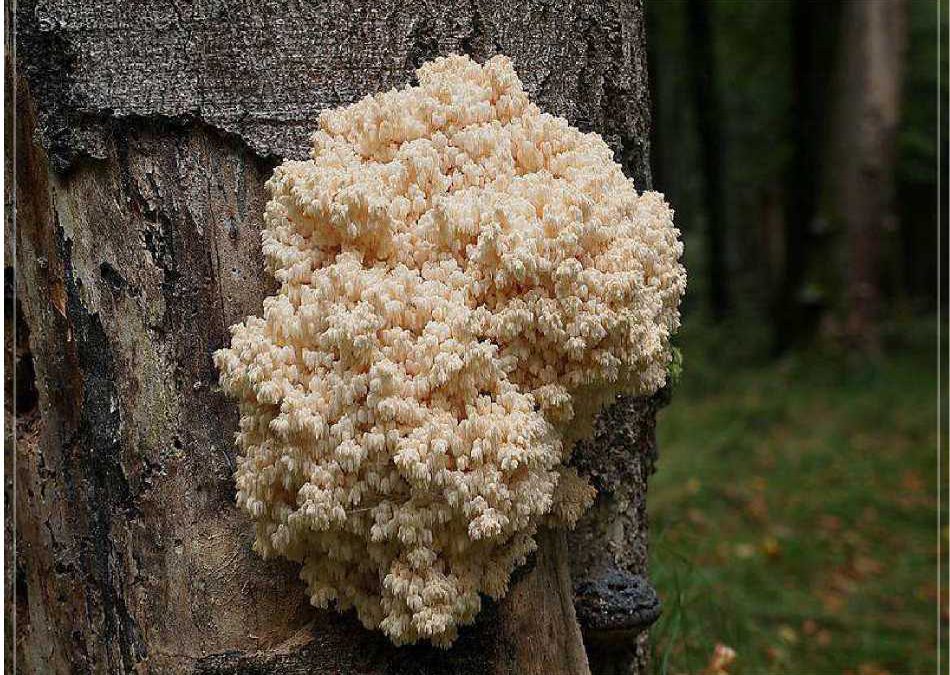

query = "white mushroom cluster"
[[215, 54, 685, 647]]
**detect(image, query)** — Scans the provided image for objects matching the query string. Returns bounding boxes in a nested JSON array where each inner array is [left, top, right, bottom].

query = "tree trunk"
[[772, 0, 817, 354], [829, 0, 908, 351], [771, 0, 841, 354], [685, 0, 729, 321], [12, 1, 662, 673]]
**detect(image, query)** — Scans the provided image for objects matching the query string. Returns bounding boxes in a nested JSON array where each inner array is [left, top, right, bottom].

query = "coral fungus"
[[214, 54, 685, 646]]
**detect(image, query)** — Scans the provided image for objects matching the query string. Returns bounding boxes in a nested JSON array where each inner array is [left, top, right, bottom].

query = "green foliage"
[[648, 320, 942, 673], [898, 0, 946, 187], [667, 345, 684, 390]]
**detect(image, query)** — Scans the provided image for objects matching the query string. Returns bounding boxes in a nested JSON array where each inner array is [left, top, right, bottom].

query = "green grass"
[[648, 318, 944, 674]]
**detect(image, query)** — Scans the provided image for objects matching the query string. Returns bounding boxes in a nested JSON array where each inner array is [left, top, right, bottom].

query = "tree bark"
[[12, 1, 662, 673]]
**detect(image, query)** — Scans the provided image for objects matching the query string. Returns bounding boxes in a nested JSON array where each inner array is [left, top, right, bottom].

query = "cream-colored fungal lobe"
[[214, 54, 686, 647]]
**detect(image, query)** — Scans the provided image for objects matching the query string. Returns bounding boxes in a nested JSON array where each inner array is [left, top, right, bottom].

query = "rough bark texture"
[[12, 1, 661, 673], [567, 392, 665, 675]]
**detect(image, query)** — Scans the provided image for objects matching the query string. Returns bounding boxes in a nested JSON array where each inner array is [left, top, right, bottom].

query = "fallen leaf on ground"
[[762, 535, 781, 558], [702, 643, 737, 675], [818, 514, 842, 534], [734, 543, 755, 559], [778, 624, 798, 644], [857, 663, 893, 675], [851, 555, 883, 578], [900, 469, 924, 492]]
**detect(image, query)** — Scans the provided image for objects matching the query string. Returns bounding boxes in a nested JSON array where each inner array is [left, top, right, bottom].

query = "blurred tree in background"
[[647, 0, 945, 352]]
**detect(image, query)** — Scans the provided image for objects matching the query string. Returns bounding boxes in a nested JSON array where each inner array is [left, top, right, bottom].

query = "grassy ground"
[[648, 318, 944, 674]]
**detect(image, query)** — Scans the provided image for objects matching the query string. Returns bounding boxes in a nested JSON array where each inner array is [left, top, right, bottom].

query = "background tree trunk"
[[828, 0, 908, 352], [11, 1, 662, 673], [772, 0, 818, 354], [685, 0, 729, 321]]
